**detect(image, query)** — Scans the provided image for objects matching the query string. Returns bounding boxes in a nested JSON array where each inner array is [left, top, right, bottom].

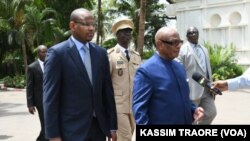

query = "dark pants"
[[86, 117, 106, 141], [36, 106, 49, 141]]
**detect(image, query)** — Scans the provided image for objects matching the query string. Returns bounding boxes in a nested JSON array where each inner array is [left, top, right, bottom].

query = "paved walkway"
[[0, 89, 38, 140], [0, 89, 250, 140]]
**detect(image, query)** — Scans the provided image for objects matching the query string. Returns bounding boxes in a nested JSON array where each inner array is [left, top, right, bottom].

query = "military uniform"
[[108, 44, 141, 141]]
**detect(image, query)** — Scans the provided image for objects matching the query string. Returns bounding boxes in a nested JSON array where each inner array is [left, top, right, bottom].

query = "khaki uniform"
[[108, 45, 141, 141]]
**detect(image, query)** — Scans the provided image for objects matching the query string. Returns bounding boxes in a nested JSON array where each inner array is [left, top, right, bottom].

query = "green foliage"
[[23, 5, 62, 47], [3, 75, 25, 88], [143, 49, 154, 59], [2, 49, 24, 75], [105, 0, 167, 50], [204, 42, 243, 81], [101, 37, 117, 49], [143, 1, 167, 50], [42, 0, 94, 30]]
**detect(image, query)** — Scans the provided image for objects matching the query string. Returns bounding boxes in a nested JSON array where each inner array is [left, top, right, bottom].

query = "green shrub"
[[3, 76, 13, 87], [2, 75, 25, 88], [204, 42, 243, 81]]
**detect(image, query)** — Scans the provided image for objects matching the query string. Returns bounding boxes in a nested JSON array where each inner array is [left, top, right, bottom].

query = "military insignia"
[[117, 60, 124, 65], [107, 47, 115, 54], [118, 68, 123, 76]]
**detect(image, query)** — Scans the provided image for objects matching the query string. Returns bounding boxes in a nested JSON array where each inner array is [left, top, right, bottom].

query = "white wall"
[[166, 0, 250, 66]]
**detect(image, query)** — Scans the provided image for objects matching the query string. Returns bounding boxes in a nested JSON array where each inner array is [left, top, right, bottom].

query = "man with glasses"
[[132, 26, 204, 125], [108, 18, 141, 141], [43, 8, 117, 141], [176, 26, 216, 125]]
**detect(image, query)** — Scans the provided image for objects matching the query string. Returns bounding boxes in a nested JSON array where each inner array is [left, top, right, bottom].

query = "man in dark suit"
[[26, 45, 48, 141], [43, 8, 117, 141]]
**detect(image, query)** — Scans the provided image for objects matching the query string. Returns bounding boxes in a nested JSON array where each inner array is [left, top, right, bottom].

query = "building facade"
[[166, 0, 250, 66]]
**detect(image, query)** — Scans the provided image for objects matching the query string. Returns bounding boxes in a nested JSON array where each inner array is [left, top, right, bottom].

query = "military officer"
[[108, 18, 141, 141]]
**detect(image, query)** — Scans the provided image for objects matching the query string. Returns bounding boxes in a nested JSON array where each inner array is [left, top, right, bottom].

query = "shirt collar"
[[38, 58, 43, 63], [71, 36, 89, 50], [117, 44, 129, 53], [188, 41, 199, 50]]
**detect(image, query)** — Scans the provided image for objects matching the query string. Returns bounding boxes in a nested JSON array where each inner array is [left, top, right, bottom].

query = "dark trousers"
[[36, 106, 49, 141], [86, 117, 106, 141]]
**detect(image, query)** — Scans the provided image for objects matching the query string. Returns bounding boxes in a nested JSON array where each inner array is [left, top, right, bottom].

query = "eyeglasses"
[[75, 21, 97, 27], [160, 39, 183, 46], [187, 31, 198, 35]]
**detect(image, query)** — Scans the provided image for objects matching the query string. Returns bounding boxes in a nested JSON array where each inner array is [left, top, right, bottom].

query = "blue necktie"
[[83, 44, 92, 84], [83, 44, 95, 117]]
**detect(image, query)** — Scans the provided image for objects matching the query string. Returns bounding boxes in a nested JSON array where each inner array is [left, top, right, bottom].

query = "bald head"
[[37, 45, 47, 52], [70, 8, 93, 22], [37, 45, 47, 61], [69, 8, 96, 43], [154, 26, 182, 60], [155, 26, 179, 46], [187, 26, 198, 34], [186, 26, 199, 44]]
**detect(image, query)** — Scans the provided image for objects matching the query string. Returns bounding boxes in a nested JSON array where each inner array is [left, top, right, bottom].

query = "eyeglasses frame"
[[160, 39, 184, 47]]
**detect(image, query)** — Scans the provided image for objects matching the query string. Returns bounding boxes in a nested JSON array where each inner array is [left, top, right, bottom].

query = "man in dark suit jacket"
[[26, 45, 48, 141], [43, 8, 117, 141]]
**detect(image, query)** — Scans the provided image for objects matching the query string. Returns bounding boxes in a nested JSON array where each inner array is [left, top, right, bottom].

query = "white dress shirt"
[[38, 59, 44, 73], [117, 44, 129, 57]]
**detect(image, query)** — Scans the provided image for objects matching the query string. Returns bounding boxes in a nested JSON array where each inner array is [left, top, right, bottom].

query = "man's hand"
[[193, 107, 204, 122], [108, 131, 117, 141], [212, 80, 228, 91], [50, 137, 61, 141], [28, 106, 36, 114]]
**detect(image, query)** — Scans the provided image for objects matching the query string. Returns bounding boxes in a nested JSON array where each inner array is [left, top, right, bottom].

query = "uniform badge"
[[118, 68, 123, 76], [117, 60, 124, 65]]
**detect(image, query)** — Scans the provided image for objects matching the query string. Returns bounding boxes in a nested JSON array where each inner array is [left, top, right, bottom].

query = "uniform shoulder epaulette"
[[107, 47, 115, 54], [131, 49, 140, 56]]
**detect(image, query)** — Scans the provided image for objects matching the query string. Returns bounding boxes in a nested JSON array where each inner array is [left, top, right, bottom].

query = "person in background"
[[176, 26, 217, 125], [108, 18, 141, 141], [212, 69, 250, 91], [132, 26, 204, 125], [26, 45, 48, 141], [43, 8, 117, 141]]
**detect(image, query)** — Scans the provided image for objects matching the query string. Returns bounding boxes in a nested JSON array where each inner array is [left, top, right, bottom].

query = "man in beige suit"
[[108, 18, 141, 141]]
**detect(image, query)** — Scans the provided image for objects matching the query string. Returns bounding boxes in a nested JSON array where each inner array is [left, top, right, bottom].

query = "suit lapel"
[[34, 61, 43, 78], [35, 60, 43, 73], [129, 50, 139, 64], [89, 43, 99, 86], [68, 39, 92, 85], [114, 46, 128, 62], [199, 47, 209, 72]]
